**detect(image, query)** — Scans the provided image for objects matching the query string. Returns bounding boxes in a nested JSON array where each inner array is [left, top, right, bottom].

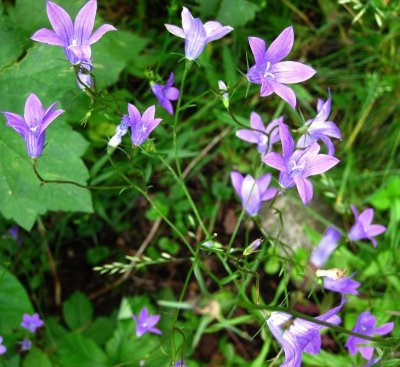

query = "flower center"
[[263, 61, 275, 80], [289, 160, 305, 176], [258, 134, 268, 146]]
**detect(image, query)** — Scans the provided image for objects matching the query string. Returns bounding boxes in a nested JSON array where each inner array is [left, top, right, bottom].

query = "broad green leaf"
[[217, 0, 260, 27], [63, 291, 93, 330], [84, 317, 116, 345], [0, 15, 26, 70], [23, 346, 53, 367]]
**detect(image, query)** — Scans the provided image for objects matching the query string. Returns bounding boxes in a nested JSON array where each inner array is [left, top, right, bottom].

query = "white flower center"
[[289, 160, 305, 176], [263, 61, 275, 79]]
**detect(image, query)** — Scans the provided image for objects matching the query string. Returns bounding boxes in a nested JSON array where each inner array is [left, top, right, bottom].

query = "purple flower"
[[297, 91, 342, 155], [165, 7, 233, 60], [151, 73, 179, 115], [21, 313, 44, 333], [0, 336, 6, 355], [2, 93, 64, 158], [363, 358, 381, 367], [323, 273, 361, 296], [231, 172, 278, 216], [348, 206, 386, 247], [125, 104, 162, 146], [246, 26, 316, 108], [108, 115, 130, 149], [310, 227, 341, 268], [20, 339, 32, 352], [262, 121, 340, 205], [31, 0, 116, 65], [76, 61, 94, 90], [175, 361, 188, 367], [132, 307, 162, 337], [236, 112, 281, 155], [267, 297, 346, 367], [345, 311, 394, 361]]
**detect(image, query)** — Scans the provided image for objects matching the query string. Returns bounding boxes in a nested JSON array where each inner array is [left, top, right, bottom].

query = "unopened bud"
[[243, 238, 263, 256], [218, 80, 229, 109]]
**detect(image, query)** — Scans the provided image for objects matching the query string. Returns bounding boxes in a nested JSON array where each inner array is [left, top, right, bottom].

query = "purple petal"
[[262, 152, 287, 172], [166, 72, 174, 87], [40, 104, 64, 134], [149, 326, 162, 335], [46, 1, 73, 44], [248, 36, 266, 64], [351, 205, 359, 220], [279, 121, 294, 159], [315, 134, 336, 156], [301, 329, 321, 354], [165, 87, 179, 101], [74, 0, 97, 44], [250, 112, 265, 131], [241, 175, 261, 216], [247, 65, 263, 85], [203, 21, 233, 43], [256, 173, 272, 189], [310, 227, 341, 268], [317, 98, 324, 112], [315, 92, 331, 122], [297, 133, 314, 149], [260, 80, 275, 97], [184, 18, 207, 60], [359, 346, 375, 360], [2, 112, 27, 137], [310, 121, 342, 139], [270, 81, 297, 108], [24, 93, 44, 127], [261, 188, 278, 201], [31, 28, 65, 46], [127, 103, 141, 126], [367, 224, 386, 237], [161, 99, 174, 115], [270, 61, 316, 84], [231, 171, 244, 196], [294, 177, 313, 205], [265, 26, 294, 64], [358, 208, 374, 227], [26, 130, 45, 158], [374, 322, 394, 336], [236, 129, 258, 144], [303, 154, 340, 177], [146, 314, 161, 327], [181, 7, 195, 34], [348, 222, 365, 242], [165, 24, 185, 38], [89, 24, 117, 44]]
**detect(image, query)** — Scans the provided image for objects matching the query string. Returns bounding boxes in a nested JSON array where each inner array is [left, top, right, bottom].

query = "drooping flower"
[[165, 7, 233, 60], [108, 115, 130, 149], [31, 0, 116, 65], [21, 313, 44, 333], [151, 73, 179, 115], [20, 339, 32, 352], [231, 172, 278, 216], [262, 121, 339, 205], [309, 227, 341, 268], [297, 91, 342, 155], [348, 206, 386, 247], [323, 273, 361, 296], [132, 307, 162, 337], [125, 104, 162, 146], [2, 93, 64, 158], [267, 297, 346, 367], [345, 311, 394, 361], [236, 112, 281, 155], [246, 26, 316, 108], [0, 336, 6, 355]]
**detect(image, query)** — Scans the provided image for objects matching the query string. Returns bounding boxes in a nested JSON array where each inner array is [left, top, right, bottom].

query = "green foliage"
[[23, 347, 53, 367], [62, 292, 93, 330]]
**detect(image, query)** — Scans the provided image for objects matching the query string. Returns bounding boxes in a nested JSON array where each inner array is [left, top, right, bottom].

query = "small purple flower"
[[175, 360, 188, 367], [8, 225, 20, 241], [267, 297, 346, 367], [108, 115, 130, 149], [20, 339, 32, 352], [165, 7, 233, 60], [262, 121, 340, 205], [21, 313, 44, 333], [2, 93, 64, 158], [125, 104, 162, 146], [236, 112, 281, 155], [132, 307, 162, 337], [0, 336, 6, 355], [323, 273, 361, 296], [151, 73, 179, 115], [246, 26, 316, 108], [297, 91, 342, 155], [31, 0, 116, 65], [348, 206, 386, 247], [345, 311, 394, 361], [310, 227, 341, 268], [231, 172, 278, 216]]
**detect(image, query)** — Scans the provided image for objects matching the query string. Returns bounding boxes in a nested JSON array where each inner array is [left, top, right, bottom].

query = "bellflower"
[[125, 104, 162, 146], [348, 206, 386, 247], [108, 115, 130, 149], [323, 273, 361, 296], [165, 7, 233, 60], [231, 172, 278, 216], [310, 227, 341, 268], [236, 112, 281, 155], [262, 121, 340, 205], [2, 93, 64, 158], [267, 297, 346, 367], [31, 0, 116, 65], [21, 313, 44, 333], [246, 26, 316, 108], [151, 73, 179, 115], [132, 307, 162, 337], [345, 311, 394, 361], [0, 336, 6, 355], [297, 91, 342, 155], [20, 339, 32, 352]]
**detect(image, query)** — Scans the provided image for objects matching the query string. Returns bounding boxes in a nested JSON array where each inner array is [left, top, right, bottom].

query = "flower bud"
[[218, 80, 229, 109], [243, 238, 263, 256]]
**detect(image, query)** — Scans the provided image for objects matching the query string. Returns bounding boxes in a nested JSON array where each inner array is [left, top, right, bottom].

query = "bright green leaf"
[[23, 346, 53, 367], [63, 292, 93, 330], [217, 0, 260, 27]]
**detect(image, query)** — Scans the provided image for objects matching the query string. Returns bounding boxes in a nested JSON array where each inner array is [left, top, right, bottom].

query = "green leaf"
[[63, 292, 93, 330], [0, 14, 26, 70], [84, 317, 116, 345], [217, 0, 260, 27], [23, 346, 53, 367]]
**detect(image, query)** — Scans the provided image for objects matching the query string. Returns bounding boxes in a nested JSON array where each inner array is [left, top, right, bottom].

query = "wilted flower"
[[151, 73, 179, 115], [231, 172, 278, 216], [132, 307, 162, 337], [0, 336, 6, 355], [246, 26, 316, 108], [262, 121, 339, 205], [21, 313, 44, 333], [218, 80, 229, 109], [297, 91, 342, 155], [348, 206, 386, 247], [31, 0, 116, 65], [236, 112, 281, 155], [124, 104, 162, 146], [323, 273, 361, 296], [345, 311, 394, 361], [2, 93, 64, 158], [267, 297, 346, 367], [309, 227, 341, 268], [165, 7, 233, 60], [20, 339, 32, 352], [243, 238, 263, 256], [108, 115, 130, 149]]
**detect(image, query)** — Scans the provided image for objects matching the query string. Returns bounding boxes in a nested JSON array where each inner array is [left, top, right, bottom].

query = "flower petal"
[[74, 0, 97, 44], [250, 112, 265, 131], [374, 322, 394, 336], [241, 175, 261, 216], [181, 7, 195, 34], [271, 81, 297, 108], [231, 171, 244, 196], [294, 177, 314, 205], [2, 112, 27, 137], [265, 26, 294, 64], [165, 87, 179, 101], [315, 91, 331, 122], [127, 103, 141, 126], [46, 1, 73, 44], [24, 93, 45, 127], [89, 24, 117, 44], [358, 208, 374, 227], [261, 188, 278, 201], [40, 105, 64, 134], [279, 121, 294, 159], [31, 28, 65, 46], [184, 18, 207, 60], [248, 36, 266, 64], [236, 129, 258, 143], [359, 346, 375, 360], [203, 21, 233, 43], [270, 61, 316, 84], [262, 152, 287, 172], [367, 224, 386, 237], [256, 173, 272, 190], [303, 154, 340, 177], [165, 24, 185, 38]]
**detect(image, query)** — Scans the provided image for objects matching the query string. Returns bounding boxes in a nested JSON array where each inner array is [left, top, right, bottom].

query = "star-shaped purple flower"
[[309, 227, 341, 268], [323, 273, 361, 296], [345, 311, 394, 361], [236, 112, 281, 155], [132, 307, 162, 338], [267, 297, 346, 367], [0, 336, 6, 355], [297, 91, 342, 155], [21, 313, 44, 333], [31, 0, 116, 65], [2, 93, 64, 158], [231, 172, 278, 216], [125, 104, 162, 146], [246, 26, 316, 108], [165, 7, 233, 60], [262, 121, 340, 205], [151, 73, 180, 115]]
